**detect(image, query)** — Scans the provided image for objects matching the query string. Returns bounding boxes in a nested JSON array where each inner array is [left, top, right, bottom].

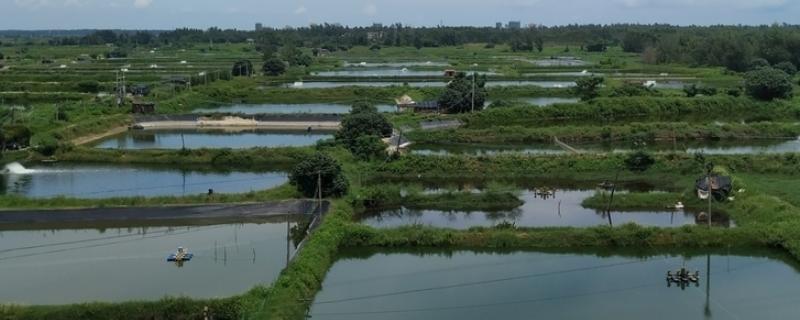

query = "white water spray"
[[2, 162, 36, 174]]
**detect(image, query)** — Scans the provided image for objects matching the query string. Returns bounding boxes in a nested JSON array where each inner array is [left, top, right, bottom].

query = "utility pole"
[[471, 72, 476, 113]]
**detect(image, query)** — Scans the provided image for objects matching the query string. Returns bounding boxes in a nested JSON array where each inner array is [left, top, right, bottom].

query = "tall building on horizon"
[[508, 21, 521, 29], [255, 23, 263, 31]]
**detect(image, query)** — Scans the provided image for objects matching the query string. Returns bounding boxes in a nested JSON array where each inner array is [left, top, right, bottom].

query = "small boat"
[[167, 246, 193, 262], [674, 202, 685, 210]]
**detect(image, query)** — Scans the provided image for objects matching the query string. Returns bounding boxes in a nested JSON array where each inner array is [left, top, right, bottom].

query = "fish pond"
[[284, 81, 575, 89], [91, 129, 334, 150], [0, 220, 301, 304], [411, 139, 800, 156], [310, 249, 800, 319], [0, 163, 287, 199], [192, 103, 397, 114], [359, 187, 729, 229]]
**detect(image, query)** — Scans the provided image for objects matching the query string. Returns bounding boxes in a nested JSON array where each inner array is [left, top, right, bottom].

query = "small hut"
[[131, 100, 156, 114], [395, 94, 416, 112], [443, 69, 457, 77]]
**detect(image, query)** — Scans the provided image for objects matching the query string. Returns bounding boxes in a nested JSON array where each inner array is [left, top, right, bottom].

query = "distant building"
[[496, 22, 503, 29], [372, 23, 383, 29], [131, 100, 156, 114], [255, 23, 263, 31], [508, 21, 521, 29]]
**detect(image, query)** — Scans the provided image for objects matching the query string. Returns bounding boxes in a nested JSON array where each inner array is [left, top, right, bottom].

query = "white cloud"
[[294, 6, 307, 14], [363, 3, 377, 16], [133, 0, 152, 9]]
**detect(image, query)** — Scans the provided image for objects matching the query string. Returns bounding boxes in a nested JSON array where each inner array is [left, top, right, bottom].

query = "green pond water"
[[310, 249, 800, 319], [0, 163, 287, 199], [92, 129, 334, 150], [0, 221, 299, 304]]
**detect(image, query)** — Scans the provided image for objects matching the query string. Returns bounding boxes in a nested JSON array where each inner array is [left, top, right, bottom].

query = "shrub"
[[262, 58, 286, 76], [231, 60, 254, 77], [349, 135, 387, 161], [744, 67, 793, 100], [624, 151, 656, 172], [574, 76, 605, 101]]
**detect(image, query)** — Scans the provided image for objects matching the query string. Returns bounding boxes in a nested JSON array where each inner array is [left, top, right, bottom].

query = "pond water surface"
[[0, 163, 287, 198], [192, 103, 397, 114], [92, 129, 334, 150], [411, 139, 800, 156], [284, 81, 575, 89], [359, 188, 727, 229], [0, 221, 298, 304], [310, 249, 800, 319]]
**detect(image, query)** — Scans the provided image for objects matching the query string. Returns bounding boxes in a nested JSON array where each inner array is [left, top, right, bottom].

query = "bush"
[[610, 82, 658, 97], [683, 84, 718, 97], [76, 80, 100, 93], [774, 61, 798, 76], [262, 58, 286, 76], [749, 58, 770, 70], [289, 153, 348, 198], [438, 72, 488, 113], [744, 67, 793, 100], [624, 151, 656, 172], [574, 76, 605, 101]]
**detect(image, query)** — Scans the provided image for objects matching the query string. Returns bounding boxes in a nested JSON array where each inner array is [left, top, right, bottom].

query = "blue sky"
[[4, 0, 798, 30]]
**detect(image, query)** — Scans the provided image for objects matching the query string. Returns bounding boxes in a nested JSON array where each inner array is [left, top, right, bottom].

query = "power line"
[[314, 282, 661, 316], [314, 257, 667, 305]]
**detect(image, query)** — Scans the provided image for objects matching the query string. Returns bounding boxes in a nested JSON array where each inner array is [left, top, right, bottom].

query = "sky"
[[3, 0, 799, 30]]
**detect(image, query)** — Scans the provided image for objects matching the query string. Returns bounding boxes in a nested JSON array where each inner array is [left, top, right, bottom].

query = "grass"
[[0, 183, 301, 210]]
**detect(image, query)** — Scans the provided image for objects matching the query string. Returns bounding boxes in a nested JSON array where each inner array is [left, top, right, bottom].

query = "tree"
[[262, 58, 286, 76], [610, 82, 658, 97], [774, 61, 798, 76], [574, 76, 605, 101], [280, 45, 313, 67], [335, 107, 392, 145], [0, 52, 4, 60], [622, 32, 653, 53], [1, 125, 31, 150], [744, 67, 793, 100], [350, 101, 378, 114], [76, 80, 100, 93], [534, 37, 544, 53], [624, 151, 655, 172], [231, 60, 254, 77], [683, 84, 717, 97], [289, 153, 348, 198], [749, 58, 770, 70], [584, 42, 607, 52], [350, 135, 387, 161], [437, 72, 487, 113]]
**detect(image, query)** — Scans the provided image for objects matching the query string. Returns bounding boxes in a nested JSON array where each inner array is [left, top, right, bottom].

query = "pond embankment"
[[132, 114, 342, 130]]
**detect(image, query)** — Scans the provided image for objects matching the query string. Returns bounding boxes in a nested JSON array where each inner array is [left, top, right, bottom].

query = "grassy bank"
[[49, 146, 313, 167], [464, 96, 798, 128], [356, 184, 524, 212], [0, 183, 300, 210], [406, 121, 800, 144]]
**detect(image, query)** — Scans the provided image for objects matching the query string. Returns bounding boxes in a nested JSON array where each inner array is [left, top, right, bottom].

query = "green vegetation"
[[438, 72, 487, 113], [744, 67, 794, 100], [289, 152, 349, 198], [574, 76, 605, 101]]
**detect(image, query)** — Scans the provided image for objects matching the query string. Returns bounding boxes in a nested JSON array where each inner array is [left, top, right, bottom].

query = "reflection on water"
[[359, 189, 724, 229], [0, 222, 298, 304], [285, 81, 576, 89], [92, 129, 334, 150], [343, 61, 450, 68], [193, 103, 397, 114], [314, 69, 452, 77], [0, 163, 287, 198], [522, 97, 581, 106], [311, 249, 800, 319]]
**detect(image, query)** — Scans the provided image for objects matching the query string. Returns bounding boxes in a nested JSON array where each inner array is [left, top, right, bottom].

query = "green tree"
[[622, 32, 653, 53], [335, 107, 392, 146], [350, 135, 387, 161], [231, 60, 254, 77], [262, 58, 286, 76], [0, 52, 4, 60], [624, 151, 655, 172], [289, 153, 348, 198], [774, 61, 798, 76], [574, 76, 605, 101], [534, 38, 544, 53], [744, 67, 793, 100], [437, 72, 487, 113], [76, 80, 100, 93], [350, 101, 378, 114], [749, 58, 770, 70]]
